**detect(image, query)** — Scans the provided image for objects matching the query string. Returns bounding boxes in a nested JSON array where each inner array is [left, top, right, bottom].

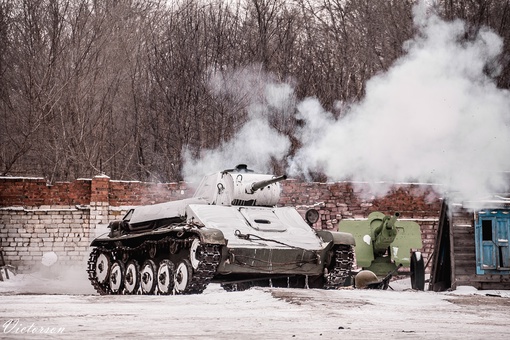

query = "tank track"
[[87, 236, 221, 295], [87, 247, 112, 295], [185, 244, 221, 294], [323, 244, 354, 289]]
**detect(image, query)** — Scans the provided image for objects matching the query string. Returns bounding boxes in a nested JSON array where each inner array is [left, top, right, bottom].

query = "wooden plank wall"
[[451, 206, 510, 289], [450, 206, 477, 288]]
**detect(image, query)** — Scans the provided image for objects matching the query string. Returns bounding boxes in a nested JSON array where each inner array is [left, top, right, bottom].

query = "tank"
[[87, 164, 356, 295]]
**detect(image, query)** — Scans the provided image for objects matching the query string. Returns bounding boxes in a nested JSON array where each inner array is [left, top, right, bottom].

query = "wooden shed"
[[429, 197, 510, 291]]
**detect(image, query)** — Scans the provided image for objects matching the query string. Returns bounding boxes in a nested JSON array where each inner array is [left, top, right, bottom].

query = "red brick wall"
[[280, 180, 441, 225], [0, 177, 190, 207], [0, 178, 91, 206], [108, 180, 190, 206]]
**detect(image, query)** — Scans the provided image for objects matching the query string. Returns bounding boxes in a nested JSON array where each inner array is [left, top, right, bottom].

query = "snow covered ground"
[[1, 267, 510, 339]]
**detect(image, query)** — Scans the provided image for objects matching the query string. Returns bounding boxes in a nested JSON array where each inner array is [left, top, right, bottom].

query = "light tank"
[[87, 164, 356, 295]]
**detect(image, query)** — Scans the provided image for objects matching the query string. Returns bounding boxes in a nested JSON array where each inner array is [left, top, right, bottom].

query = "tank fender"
[[316, 230, 356, 246], [196, 228, 227, 245]]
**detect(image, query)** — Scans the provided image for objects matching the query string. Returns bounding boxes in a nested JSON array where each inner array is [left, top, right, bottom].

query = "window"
[[475, 210, 510, 274], [482, 220, 492, 241]]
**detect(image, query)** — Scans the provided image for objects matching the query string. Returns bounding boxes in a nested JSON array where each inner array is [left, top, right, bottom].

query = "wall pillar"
[[89, 175, 110, 240]]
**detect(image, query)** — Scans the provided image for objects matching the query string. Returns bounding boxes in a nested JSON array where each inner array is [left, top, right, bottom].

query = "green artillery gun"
[[338, 212, 425, 290]]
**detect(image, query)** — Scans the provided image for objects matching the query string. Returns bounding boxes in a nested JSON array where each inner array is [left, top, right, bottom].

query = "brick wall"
[[109, 180, 189, 206], [0, 206, 91, 271], [0, 177, 91, 206], [0, 176, 442, 272]]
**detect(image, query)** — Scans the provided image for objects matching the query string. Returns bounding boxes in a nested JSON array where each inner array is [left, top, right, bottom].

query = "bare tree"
[[294, 0, 414, 111], [0, 0, 508, 181], [0, 0, 69, 178], [437, 0, 510, 88]]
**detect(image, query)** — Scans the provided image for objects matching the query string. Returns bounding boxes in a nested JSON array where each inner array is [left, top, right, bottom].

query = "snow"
[[41, 252, 58, 267], [1, 268, 510, 339], [0, 206, 86, 212], [0, 177, 45, 180]]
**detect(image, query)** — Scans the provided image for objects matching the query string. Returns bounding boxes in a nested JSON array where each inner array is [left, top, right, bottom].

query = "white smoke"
[[183, 2, 510, 201], [182, 65, 292, 183], [183, 117, 290, 183], [289, 2, 510, 200]]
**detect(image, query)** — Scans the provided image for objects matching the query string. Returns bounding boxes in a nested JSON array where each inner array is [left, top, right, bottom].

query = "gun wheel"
[[410, 251, 425, 290]]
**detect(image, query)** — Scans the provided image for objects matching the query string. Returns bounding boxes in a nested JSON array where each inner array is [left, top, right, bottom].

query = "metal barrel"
[[250, 175, 287, 192], [386, 212, 400, 229], [373, 212, 400, 255]]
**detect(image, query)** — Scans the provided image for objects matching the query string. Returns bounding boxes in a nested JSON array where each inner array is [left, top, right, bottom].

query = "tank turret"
[[193, 164, 288, 206]]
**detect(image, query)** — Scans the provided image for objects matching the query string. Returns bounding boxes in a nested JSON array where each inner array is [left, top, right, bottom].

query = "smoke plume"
[[182, 65, 292, 184], [183, 2, 510, 201]]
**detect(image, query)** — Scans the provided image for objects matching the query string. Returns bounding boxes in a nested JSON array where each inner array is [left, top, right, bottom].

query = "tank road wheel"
[[410, 251, 425, 291], [189, 238, 201, 270], [157, 260, 175, 295], [95, 252, 111, 285], [174, 259, 193, 294], [124, 260, 141, 295], [109, 261, 125, 294], [140, 260, 157, 295]]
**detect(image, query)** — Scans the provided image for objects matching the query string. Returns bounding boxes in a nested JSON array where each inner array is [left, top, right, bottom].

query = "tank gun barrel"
[[248, 175, 287, 194]]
